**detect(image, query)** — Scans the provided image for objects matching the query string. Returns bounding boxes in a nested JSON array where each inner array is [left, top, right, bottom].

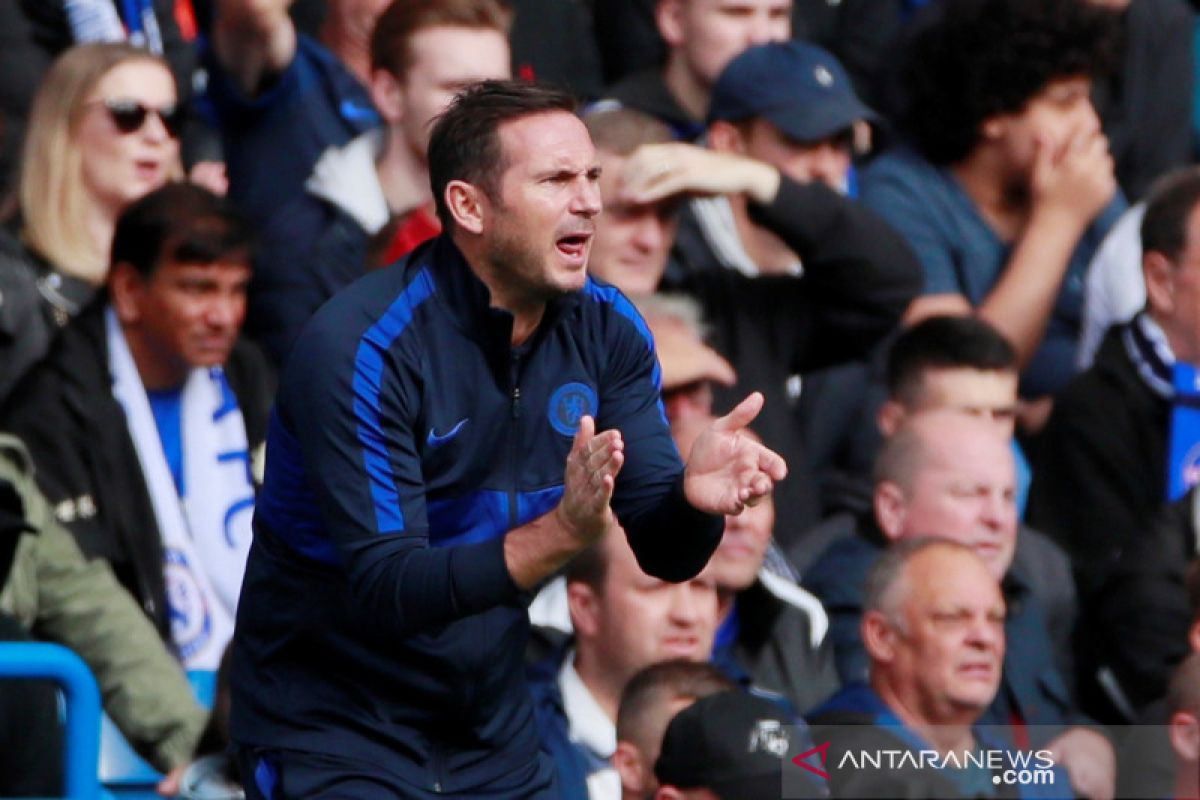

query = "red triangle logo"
[[792, 741, 831, 780]]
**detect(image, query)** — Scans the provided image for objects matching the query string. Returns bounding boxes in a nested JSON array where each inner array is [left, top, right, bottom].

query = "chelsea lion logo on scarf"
[[165, 547, 212, 662], [548, 382, 597, 436]]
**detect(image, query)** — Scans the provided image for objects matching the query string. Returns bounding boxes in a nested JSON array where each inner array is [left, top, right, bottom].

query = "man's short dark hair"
[[900, 0, 1118, 165], [1141, 166, 1200, 262], [616, 659, 734, 752], [564, 537, 608, 593], [369, 0, 512, 79], [886, 316, 1017, 407], [427, 80, 578, 229], [110, 182, 253, 279]]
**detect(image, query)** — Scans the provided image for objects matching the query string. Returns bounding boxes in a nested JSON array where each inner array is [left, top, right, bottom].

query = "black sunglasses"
[[99, 99, 184, 138]]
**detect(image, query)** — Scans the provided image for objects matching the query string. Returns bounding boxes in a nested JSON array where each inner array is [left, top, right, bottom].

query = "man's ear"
[[612, 740, 648, 797], [1144, 251, 1176, 318], [876, 400, 906, 438], [874, 481, 908, 542], [1169, 711, 1200, 763], [567, 580, 601, 638], [368, 68, 404, 126], [862, 609, 898, 664], [655, 0, 686, 48], [445, 180, 486, 235], [108, 262, 145, 325], [707, 120, 745, 154], [1188, 618, 1200, 653]]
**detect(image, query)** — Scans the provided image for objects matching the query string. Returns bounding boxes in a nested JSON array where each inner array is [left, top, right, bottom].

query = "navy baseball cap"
[[708, 41, 880, 145]]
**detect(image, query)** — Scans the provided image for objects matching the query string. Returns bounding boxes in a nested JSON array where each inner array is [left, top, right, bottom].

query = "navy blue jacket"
[[230, 236, 723, 794]]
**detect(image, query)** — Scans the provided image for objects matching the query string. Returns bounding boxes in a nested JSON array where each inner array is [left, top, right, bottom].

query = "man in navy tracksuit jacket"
[[230, 81, 785, 798]]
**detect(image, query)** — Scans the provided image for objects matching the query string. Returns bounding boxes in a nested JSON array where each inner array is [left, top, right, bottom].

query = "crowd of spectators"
[[2, 0, 1200, 796]]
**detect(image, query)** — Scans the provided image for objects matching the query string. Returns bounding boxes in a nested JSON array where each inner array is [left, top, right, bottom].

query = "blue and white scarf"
[[106, 307, 254, 669]]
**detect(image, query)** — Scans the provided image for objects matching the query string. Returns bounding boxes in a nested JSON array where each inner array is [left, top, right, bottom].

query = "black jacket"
[[0, 299, 273, 641], [669, 179, 922, 542]]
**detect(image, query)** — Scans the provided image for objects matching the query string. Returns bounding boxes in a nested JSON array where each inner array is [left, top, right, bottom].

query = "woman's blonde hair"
[[20, 43, 178, 283]]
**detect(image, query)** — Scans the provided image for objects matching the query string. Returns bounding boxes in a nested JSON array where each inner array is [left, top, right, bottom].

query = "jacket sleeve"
[[274, 299, 521, 639], [0, 447, 205, 772], [699, 178, 922, 374], [594, 296, 724, 582]]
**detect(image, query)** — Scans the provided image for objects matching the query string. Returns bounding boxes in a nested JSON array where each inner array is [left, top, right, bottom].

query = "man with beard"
[[230, 80, 787, 798]]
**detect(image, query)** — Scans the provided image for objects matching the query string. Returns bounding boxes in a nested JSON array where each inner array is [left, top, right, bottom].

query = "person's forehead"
[[93, 59, 174, 97], [918, 368, 1017, 405], [689, 0, 791, 15], [905, 551, 1001, 612], [595, 149, 628, 191], [498, 112, 595, 169], [405, 25, 511, 80], [913, 427, 1015, 486], [154, 255, 251, 281]]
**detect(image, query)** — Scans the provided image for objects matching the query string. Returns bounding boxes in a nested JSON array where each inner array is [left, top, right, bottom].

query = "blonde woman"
[[0, 42, 181, 400]]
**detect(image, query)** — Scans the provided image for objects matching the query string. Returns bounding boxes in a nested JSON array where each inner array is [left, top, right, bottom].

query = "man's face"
[[707, 495, 773, 592], [662, 382, 714, 426], [740, 118, 853, 191], [885, 548, 1006, 723], [672, 417, 770, 591], [885, 423, 1018, 580], [909, 368, 1019, 438], [1153, 204, 1200, 364], [664, 0, 791, 91], [395, 26, 511, 160], [581, 532, 719, 681], [987, 76, 1100, 184], [617, 695, 695, 799], [588, 149, 677, 295], [482, 111, 602, 301], [119, 255, 251, 383]]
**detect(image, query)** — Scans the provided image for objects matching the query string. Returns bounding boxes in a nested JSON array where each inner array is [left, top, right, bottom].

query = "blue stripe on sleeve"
[[352, 268, 436, 533], [584, 280, 666, 426], [427, 486, 565, 548], [583, 280, 662, 392]]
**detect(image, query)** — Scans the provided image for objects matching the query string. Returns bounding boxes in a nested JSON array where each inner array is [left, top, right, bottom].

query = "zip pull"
[[512, 386, 521, 419]]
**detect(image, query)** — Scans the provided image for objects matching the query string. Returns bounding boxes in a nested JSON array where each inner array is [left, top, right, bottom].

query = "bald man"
[[804, 410, 1115, 800], [808, 540, 1061, 798]]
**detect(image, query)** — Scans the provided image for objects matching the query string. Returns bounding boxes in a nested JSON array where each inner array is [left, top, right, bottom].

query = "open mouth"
[[556, 232, 591, 261], [135, 159, 162, 179]]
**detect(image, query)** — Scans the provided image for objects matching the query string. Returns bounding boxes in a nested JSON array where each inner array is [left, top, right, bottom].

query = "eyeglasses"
[[95, 99, 184, 139]]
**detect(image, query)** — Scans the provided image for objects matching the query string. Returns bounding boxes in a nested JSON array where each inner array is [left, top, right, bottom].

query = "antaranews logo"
[[781, 728, 1067, 799]]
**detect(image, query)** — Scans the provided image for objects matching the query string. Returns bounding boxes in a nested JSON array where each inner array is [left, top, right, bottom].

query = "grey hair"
[[864, 538, 979, 631]]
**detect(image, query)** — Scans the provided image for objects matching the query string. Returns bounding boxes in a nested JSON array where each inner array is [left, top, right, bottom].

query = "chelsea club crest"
[[548, 382, 597, 436]]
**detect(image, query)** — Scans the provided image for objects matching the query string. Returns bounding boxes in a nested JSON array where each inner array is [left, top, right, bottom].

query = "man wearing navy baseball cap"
[[678, 40, 881, 279]]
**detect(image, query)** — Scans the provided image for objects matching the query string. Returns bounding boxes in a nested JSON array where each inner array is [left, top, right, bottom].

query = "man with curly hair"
[[860, 0, 1126, 421]]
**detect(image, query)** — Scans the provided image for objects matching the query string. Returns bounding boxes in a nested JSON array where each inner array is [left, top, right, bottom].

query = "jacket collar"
[[419, 234, 581, 355]]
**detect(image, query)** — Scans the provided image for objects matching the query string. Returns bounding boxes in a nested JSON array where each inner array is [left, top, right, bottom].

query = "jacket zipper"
[[508, 352, 522, 530]]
